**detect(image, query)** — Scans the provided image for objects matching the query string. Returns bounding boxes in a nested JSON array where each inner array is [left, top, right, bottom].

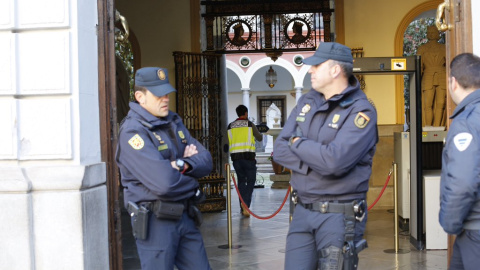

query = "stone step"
[[228, 152, 275, 173], [257, 163, 274, 173], [256, 156, 271, 164], [256, 152, 273, 164]]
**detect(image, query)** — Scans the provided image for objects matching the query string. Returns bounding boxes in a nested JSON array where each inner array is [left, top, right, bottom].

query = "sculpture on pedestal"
[[265, 103, 282, 153], [417, 26, 447, 127]]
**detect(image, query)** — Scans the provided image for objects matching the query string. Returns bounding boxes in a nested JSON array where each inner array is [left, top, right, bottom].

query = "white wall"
[[473, 0, 480, 56], [0, 0, 108, 269]]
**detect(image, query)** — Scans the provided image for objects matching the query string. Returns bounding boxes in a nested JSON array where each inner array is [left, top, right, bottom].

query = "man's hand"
[[293, 126, 303, 138], [183, 144, 198, 157], [170, 144, 198, 171]]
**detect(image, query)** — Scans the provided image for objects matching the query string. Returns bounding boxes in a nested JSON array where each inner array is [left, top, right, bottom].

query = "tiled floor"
[[122, 175, 448, 270]]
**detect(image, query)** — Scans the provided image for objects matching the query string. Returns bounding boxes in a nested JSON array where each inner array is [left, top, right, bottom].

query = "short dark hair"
[[134, 85, 148, 93], [133, 85, 147, 103], [450, 53, 480, 89], [236, 105, 248, 117], [329, 60, 354, 78]]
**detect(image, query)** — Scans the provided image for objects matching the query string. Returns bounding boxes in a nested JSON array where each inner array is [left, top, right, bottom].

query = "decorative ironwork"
[[224, 17, 256, 49], [201, 0, 334, 56], [173, 52, 226, 212], [282, 15, 315, 48]]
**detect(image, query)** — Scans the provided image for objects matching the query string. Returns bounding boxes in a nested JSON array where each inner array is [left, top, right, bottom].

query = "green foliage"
[[402, 18, 445, 108], [403, 17, 444, 57], [115, 38, 135, 101]]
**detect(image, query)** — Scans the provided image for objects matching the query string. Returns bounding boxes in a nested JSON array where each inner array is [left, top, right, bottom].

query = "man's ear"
[[450, 77, 459, 93], [134, 91, 144, 104], [330, 64, 341, 78]]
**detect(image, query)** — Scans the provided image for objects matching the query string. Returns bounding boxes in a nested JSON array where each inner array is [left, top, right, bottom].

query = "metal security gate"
[[173, 52, 226, 212]]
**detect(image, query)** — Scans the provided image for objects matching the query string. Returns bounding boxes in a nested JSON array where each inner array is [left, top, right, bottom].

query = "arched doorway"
[[393, 0, 443, 124]]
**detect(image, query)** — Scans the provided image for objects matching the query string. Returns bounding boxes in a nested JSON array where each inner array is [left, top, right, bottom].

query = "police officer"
[[116, 67, 213, 270], [273, 42, 378, 270], [439, 53, 480, 270], [227, 105, 263, 217]]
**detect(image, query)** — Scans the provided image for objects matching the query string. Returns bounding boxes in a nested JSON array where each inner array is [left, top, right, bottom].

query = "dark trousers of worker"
[[232, 159, 256, 209], [133, 211, 211, 270], [284, 203, 367, 270], [449, 229, 480, 270]]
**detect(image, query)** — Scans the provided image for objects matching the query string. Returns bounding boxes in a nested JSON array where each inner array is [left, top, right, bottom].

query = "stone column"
[[295, 87, 303, 103], [242, 88, 250, 110]]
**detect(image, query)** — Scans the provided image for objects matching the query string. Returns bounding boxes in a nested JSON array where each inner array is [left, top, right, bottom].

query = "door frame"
[[442, 0, 472, 265], [97, 0, 123, 269]]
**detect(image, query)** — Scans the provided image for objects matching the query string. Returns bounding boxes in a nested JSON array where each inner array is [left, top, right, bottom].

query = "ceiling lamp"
[[266, 66, 277, 88]]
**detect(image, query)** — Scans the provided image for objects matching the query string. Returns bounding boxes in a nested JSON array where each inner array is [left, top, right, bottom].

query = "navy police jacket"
[[273, 79, 378, 204], [440, 89, 480, 235], [116, 102, 213, 206]]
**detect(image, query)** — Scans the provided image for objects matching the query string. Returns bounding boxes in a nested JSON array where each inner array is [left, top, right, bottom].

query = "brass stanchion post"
[[226, 165, 232, 248], [218, 163, 241, 250], [394, 162, 399, 252], [385, 162, 409, 254]]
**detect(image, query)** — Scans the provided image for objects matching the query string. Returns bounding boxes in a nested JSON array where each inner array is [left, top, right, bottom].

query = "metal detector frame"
[[353, 56, 425, 250]]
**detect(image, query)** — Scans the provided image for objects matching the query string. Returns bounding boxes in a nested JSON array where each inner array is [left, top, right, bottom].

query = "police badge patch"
[[158, 69, 166, 80], [354, 112, 370, 129], [128, 134, 145, 150], [453, 132, 473, 152], [329, 114, 341, 129]]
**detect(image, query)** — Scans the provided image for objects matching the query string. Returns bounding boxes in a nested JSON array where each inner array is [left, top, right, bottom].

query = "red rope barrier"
[[367, 168, 392, 211], [229, 165, 392, 216], [231, 174, 290, 220]]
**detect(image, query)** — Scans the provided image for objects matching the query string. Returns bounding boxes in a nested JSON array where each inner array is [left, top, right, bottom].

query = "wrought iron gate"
[[173, 52, 226, 212]]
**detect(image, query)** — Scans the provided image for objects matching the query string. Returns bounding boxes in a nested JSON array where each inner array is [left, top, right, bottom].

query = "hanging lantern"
[[265, 66, 277, 88]]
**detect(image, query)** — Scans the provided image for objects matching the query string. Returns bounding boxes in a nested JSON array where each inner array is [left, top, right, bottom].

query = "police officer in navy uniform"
[[116, 67, 213, 270], [273, 42, 378, 269], [439, 53, 480, 270]]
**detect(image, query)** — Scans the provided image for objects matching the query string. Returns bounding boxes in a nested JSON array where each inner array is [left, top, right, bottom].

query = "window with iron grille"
[[257, 96, 287, 127]]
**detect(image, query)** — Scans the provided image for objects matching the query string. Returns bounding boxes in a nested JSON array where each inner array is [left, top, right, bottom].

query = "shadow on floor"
[[122, 185, 448, 270]]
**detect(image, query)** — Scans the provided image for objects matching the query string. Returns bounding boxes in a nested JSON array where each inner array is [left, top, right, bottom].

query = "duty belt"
[[140, 199, 189, 212], [298, 200, 353, 214], [294, 195, 366, 222]]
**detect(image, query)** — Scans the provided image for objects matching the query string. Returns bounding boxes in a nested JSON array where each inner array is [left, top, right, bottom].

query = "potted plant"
[[268, 152, 283, 174]]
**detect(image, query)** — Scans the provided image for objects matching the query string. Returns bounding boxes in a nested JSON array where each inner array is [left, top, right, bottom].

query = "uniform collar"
[[450, 89, 480, 119], [304, 78, 362, 110], [128, 101, 179, 127], [328, 78, 361, 103]]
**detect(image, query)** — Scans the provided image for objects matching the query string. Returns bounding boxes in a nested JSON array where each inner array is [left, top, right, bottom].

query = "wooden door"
[[98, 0, 124, 269], [441, 0, 473, 128], [436, 0, 472, 266]]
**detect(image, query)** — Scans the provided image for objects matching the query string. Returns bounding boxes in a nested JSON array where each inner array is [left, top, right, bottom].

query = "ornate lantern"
[[266, 66, 277, 88]]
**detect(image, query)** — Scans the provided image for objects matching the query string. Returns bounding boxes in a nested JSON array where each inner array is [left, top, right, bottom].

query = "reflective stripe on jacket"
[[227, 119, 256, 154]]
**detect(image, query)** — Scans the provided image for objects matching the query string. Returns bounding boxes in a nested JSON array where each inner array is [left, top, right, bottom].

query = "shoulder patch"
[[128, 134, 145, 150], [354, 112, 370, 129], [453, 132, 472, 152]]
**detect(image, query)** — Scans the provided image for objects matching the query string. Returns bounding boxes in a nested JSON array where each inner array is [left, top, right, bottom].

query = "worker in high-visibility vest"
[[227, 105, 263, 217]]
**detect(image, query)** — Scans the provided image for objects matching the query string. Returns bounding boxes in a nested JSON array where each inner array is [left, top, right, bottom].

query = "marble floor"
[[122, 176, 448, 270]]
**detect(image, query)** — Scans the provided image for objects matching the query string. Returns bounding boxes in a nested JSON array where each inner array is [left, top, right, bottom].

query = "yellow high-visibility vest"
[[228, 120, 255, 153]]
